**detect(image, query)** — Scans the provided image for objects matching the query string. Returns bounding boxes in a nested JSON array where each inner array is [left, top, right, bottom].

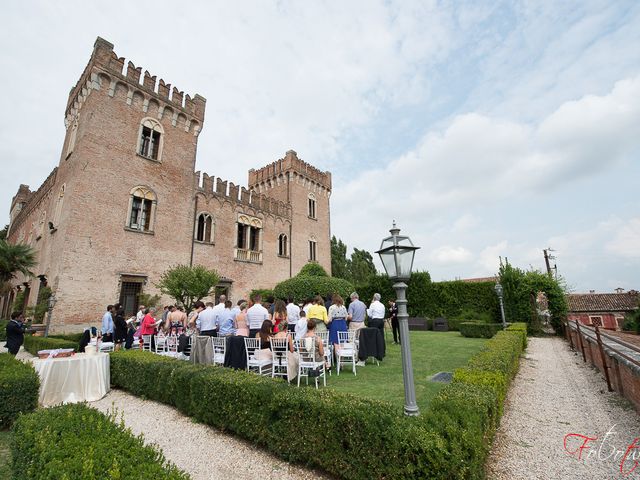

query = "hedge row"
[[49, 332, 84, 343], [0, 319, 8, 341], [459, 322, 504, 338], [506, 322, 528, 348], [10, 403, 189, 479], [111, 327, 528, 480], [23, 335, 78, 356], [0, 353, 39, 428]]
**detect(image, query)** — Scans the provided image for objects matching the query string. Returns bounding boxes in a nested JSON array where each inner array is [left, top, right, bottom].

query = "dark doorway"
[[119, 281, 142, 317]]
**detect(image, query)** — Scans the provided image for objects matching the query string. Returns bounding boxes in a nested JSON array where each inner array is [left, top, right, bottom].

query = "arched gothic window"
[[308, 193, 317, 219], [196, 213, 214, 243], [127, 186, 157, 232], [137, 118, 164, 161], [308, 236, 317, 261], [278, 233, 288, 257]]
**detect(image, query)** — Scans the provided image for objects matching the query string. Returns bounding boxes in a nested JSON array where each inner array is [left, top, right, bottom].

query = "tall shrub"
[[274, 263, 354, 302]]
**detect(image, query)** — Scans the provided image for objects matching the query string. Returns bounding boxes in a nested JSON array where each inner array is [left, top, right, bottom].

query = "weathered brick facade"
[[2, 37, 331, 333]]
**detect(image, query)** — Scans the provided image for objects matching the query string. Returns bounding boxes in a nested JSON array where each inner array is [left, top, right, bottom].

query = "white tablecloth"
[[31, 353, 110, 406]]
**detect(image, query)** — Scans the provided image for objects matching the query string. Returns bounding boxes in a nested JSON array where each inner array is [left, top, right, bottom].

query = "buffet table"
[[30, 353, 110, 406]]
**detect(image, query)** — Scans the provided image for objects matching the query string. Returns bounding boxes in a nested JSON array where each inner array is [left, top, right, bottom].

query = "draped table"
[[30, 352, 110, 406]]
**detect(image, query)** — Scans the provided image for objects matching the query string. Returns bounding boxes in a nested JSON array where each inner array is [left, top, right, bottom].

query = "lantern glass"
[[377, 234, 418, 281], [494, 283, 503, 298]]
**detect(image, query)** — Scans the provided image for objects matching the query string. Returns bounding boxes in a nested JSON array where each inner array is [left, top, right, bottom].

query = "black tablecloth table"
[[357, 327, 385, 362]]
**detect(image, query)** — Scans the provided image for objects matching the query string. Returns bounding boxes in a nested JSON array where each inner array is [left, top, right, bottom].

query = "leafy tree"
[[331, 236, 350, 280], [155, 264, 219, 311], [349, 248, 377, 284], [298, 262, 329, 277], [137, 292, 161, 309], [0, 240, 37, 283], [0, 225, 7, 241]]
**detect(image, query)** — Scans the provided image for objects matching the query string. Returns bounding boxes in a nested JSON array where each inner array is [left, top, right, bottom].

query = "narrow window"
[[278, 234, 288, 257], [196, 214, 214, 243], [237, 224, 246, 249], [249, 226, 260, 251], [308, 197, 316, 219], [309, 240, 317, 261], [128, 187, 156, 232]]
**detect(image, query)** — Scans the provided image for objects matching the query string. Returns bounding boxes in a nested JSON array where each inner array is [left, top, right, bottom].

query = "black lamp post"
[[495, 283, 506, 329], [375, 221, 420, 416]]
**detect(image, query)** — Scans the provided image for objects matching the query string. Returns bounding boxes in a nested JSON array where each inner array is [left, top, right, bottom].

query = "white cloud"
[[429, 246, 472, 265], [606, 218, 640, 259]]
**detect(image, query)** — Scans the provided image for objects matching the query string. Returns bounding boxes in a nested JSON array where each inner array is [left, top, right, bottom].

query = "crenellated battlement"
[[65, 37, 205, 133], [194, 171, 292, 219], [248, 150, 331, 191], [8, 168, 58, 236]]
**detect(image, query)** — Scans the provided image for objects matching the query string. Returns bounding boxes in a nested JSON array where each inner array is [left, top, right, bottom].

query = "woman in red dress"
[[140, 307, 158, 350]]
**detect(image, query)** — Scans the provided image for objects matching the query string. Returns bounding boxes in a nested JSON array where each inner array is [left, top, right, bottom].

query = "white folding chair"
[[212, 337, 226, 366], [336, 331, 356, 376], [99, 342, 114, 352], [155, 332, 168, 353], [244, 337, 272, 376], [317, 331, 332, 375], [271, 337, 289, 380], [297, 336, 326, 388], [166, 335, 179, 353], [141, 334, 153, 352]]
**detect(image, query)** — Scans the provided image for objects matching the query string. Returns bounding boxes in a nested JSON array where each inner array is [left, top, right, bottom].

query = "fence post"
[[594, 326, 614, 392], [565, 320, 574, 349], [575, 320, 587, 363]]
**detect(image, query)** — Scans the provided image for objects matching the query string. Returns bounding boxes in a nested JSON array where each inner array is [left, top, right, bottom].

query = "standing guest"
[[5, 311, 26, 356], [247, 294, 270, 338], [328, 295, 348, 348], [235, 302, 249, 336], [217, 300, 237, 337], [367, 293, 386, 336], [302, 298, 313, 316], [324, 293, 333, 312], [168, 305, 187, 333], [101, 305, 115, 342], [295, 310, 308, 340], [136, 305, 146, 325], [124, 319, 136, 349], [307, 295, 328, 333], [197, 302, 218, 336], [161, 305, 171, 327], [267, 296, 276, 315], [347, 292, 367, 334], [140, 307, 158, 350], [113, 307, 127, 351], [212, 294, 227, 322], [272, 299, 288, 333], [389, 299, 400, 344], [187, 301, 205, 330], [255, 319, 274, 360], [231, 299, 245, 319], [286, 296, 300, 333]]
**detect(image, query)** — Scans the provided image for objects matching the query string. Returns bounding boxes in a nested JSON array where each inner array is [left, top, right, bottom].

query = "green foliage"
[[10, 403, 190, 479], [156, 264, 220, 311], [0, 225, 7, 241], [137, 292, 161, 309], [622, 305, 640, 333], [331, 236, 349, 280], [11, 291, 26, 315], [30, 286, 52, 322], [453, 307, 493, 324], [0, 353, 39, 428], [506, 322, 528, 348], [0, 320, 7, 341], [23, 335, 77, 356], [48, 333, 84, 343], [459, 322, 503, 338], [111, 332, 522, 480], [0, 240, 37, 283], [298, 262, 328, 277], [274, 266, 354, 303], [498, 260, 568, 334], [330, 237, 378, 284], [354, 274, 395, 308], [249, 289, 275, 301]]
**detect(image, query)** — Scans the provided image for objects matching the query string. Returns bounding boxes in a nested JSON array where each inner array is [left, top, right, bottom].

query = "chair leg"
[[323, 366, 327, 387]]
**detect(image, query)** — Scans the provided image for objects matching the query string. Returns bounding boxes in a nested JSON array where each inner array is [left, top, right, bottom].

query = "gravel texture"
[[487, 336, 640, 480], [91, 390, 332, 480]]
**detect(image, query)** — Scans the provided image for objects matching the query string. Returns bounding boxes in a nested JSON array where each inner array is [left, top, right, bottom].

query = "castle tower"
[[248, 150, 332, 276]]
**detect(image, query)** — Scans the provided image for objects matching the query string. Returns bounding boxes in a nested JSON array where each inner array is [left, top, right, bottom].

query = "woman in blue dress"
[[328, 294, 348, 348]]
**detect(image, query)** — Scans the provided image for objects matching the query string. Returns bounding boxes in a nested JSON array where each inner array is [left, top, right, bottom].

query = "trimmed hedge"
[[0, 354, 39, 428], [459, 322, 503, 338], [111, 328, 527, 480], [506, 322, 528, 348], [10, 403, 189, 479], [23, 335, 78, 356], [0, 319, 8, 341], [49, 333, 84, 343], [274, 274, 354, 303]]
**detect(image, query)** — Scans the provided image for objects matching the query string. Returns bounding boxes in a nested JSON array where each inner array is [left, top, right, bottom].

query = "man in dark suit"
[[5, 311, 26, 355]]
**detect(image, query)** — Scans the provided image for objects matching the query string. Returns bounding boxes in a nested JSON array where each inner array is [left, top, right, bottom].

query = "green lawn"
[[0, 430, 11, 479], [325, 330, 487, 412]]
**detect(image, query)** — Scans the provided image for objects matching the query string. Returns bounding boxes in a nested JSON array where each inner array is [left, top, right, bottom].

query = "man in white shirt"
[[286, 296, 300, 333], [210, 295, 227, 334], [136, 305, 146, 325], [197, 302, 217, 336], [295, 312, 308, 340], [101, 305, 115, 342], [246, 294, 270, 338], [367, 293, 386, 336]]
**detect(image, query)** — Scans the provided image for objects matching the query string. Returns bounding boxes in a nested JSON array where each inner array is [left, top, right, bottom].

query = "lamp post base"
[[393, 282, 420, 417]]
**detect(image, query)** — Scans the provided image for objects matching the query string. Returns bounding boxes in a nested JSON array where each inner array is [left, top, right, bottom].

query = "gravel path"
[[91, 390, 332, 480], [487, 336, 640, 479]]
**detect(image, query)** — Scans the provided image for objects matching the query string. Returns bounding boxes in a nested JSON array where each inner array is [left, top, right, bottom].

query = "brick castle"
[[1, 37, 332, 332]]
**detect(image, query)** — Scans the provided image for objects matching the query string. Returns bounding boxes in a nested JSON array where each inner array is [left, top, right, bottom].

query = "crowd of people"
[[95, 291, 400, 358]]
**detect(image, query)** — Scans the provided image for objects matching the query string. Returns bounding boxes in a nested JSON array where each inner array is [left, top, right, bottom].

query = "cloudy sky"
[[1, 1, 638, 292]]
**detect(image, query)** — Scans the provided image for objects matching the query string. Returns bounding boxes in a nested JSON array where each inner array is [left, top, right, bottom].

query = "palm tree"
[[0, 240, 37, 283]]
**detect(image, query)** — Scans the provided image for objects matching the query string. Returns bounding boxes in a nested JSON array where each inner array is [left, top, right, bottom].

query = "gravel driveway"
[[91, 390, 332, 480], [487, 336, 640, 479]]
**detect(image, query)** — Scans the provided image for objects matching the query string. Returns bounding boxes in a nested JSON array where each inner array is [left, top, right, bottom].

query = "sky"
[[0, 1, 638, 293]]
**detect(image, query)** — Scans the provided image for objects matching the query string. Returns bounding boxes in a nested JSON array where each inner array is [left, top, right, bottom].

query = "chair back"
[[338, 331, 354, 345], [244, 337, 261, 358], [271, 337, 288, 360], [298, 336, 317, 363], [141, 334, 153, 351]]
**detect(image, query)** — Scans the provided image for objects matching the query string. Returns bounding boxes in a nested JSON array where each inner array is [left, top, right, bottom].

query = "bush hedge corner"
[[0, 353, 39, 428], [23, 335, 78, 356], [10, 403, 189, 479], [459, 322, 503, 338]]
